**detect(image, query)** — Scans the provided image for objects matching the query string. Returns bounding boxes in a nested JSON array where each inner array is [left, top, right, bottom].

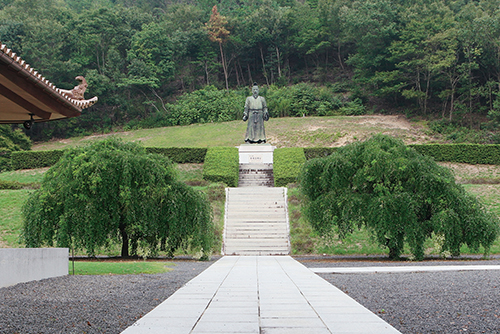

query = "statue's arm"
[[262, 97, 269, 121], [243, 98, 249, 121]]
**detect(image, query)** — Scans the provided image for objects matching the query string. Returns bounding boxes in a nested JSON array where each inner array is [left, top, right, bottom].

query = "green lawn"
[[0, 168, 47, 183], [0, 189, 31, 247], [69, 261, 174, 275]]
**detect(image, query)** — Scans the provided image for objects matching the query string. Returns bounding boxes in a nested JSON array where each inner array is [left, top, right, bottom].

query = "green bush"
[[411, 144, 500, 165], [274, 148, 306, 187], [304, 147, 338, 160], [265, 83, 342, 118], [0, 125, 32, 172], [300, 135, 500, 260], [22, 138, 213, 258], [170, 86, 245, 125], [339, 98, 366, 115], [146, 147, 207, 163], [202, 147, 239, 187], [11, 150, 64, 170]]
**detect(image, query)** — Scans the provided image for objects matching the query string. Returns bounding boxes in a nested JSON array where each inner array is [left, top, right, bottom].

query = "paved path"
[[311, 264, 500, 274], [122, 256, 401, 334]]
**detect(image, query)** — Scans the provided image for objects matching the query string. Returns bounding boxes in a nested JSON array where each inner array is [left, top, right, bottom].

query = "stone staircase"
[[223, 187, 290, 256], [238, 163, 274, 187]]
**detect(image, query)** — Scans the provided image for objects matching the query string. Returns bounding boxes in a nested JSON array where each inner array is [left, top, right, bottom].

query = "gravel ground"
[[0, 260, 215, 334], [2, 257, 500, 334], [299, 257, 500, 334]]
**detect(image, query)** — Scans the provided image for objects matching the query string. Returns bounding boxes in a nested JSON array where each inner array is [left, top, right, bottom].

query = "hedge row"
[[304, 144, 500, 165], [11, 147, 208, 170], [273, 148, 307, 187], [145, 147, 207, 163], [304, 147, 337, 160], [410, 144, 500, 165], [202, 147, 239, 187], [11, 150, 64, 170]]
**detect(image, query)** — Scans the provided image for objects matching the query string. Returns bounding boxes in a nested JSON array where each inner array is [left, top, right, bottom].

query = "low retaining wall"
[[0, 248, 68, 288]]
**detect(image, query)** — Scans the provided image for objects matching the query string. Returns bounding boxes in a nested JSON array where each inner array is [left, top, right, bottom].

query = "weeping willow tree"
[[22, 138, 213, 259], [299, 134, 499, 260]]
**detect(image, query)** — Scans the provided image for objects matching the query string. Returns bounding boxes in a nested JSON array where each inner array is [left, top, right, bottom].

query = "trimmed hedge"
[[202, 147, 239, 187], [145, 147, 207, 163], [274, 148, 306, 187], [11, 147, 208, 170], [410, 144, 500, 165], [304, 147, 337, 160], [11, 150, 64, 170]]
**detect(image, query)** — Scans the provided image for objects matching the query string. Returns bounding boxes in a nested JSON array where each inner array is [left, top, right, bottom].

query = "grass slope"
[[32, 115, 438, 151]]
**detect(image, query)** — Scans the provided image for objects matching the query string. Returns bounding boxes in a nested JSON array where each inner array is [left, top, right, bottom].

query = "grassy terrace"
[[2, 116, 499, 258]]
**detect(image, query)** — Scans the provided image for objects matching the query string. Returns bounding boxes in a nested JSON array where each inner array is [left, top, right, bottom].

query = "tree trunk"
[[219, 42, 229, 91], [260, 46, 269, 86], [205, 61, 210, 85], [276, 45, 281, 77], [235, 62, 240, 86], [337, 40, 345, 70], [120, 224, 129, 258], [247, 63, 253, 85]]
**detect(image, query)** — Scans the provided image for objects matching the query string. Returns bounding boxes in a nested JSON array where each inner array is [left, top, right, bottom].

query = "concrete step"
[[223, 187, 290, 256]]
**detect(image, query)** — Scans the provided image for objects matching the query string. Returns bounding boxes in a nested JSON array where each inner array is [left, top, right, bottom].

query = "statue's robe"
[[244, 95, 268, 143]]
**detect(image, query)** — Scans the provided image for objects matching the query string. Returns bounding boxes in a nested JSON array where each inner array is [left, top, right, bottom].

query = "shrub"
[[265, 83, 342, 118], [22, 138, 214, 258], [0, 125, 32, 172], [300, 134, 500, 260], [339, 98, 366, 115], [170, 85, 245, 125], [202, 147, 239, 187], [274, 148, 306, 187], [11, 150, 64, 170], [410, 144, 500, 165]]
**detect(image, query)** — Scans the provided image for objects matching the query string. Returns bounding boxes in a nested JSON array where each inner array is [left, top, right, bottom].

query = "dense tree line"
[[2, 0, 500, 141]]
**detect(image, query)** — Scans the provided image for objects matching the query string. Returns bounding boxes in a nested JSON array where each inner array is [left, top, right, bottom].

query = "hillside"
[[32, 115, 439, 151]]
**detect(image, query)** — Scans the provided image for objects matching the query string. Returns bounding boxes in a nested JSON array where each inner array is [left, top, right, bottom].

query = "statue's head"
[[252, 83, 259, 98]]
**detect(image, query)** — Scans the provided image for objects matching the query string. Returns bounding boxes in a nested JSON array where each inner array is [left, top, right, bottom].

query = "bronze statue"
[[243, 83, 269, 143]]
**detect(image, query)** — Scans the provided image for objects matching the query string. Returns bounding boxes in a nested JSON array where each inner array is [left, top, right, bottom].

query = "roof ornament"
[[59, 76, 89, 101]]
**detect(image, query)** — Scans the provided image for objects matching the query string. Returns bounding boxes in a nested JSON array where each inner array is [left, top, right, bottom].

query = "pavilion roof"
[[0, 43, 97, 125]]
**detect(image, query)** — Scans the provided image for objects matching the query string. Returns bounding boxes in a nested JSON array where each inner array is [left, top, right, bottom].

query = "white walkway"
[[312, 264, 500, 274], [122, 256, 401, 334]]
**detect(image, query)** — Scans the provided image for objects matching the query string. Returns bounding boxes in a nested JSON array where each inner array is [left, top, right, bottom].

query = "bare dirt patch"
[[268, 115, 440, 148], [439, 162, 500, 183]]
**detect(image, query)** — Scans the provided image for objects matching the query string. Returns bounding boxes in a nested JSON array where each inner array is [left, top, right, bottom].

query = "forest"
[[2, 0, 500, 142]]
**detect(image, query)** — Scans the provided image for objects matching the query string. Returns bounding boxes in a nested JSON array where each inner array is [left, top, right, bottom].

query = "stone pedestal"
[[238, 144, 276, 164]]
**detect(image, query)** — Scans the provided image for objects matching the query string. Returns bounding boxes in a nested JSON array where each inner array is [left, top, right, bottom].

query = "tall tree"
[[206, 5, 230, 90], [300, 135, 499, 260], [22, 138, 214, 258]]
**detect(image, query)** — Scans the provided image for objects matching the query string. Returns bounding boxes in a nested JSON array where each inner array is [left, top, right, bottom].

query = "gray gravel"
[[299, 258, 500, 334], [0, 260, 215, 334], [2, 257, 500, 334]]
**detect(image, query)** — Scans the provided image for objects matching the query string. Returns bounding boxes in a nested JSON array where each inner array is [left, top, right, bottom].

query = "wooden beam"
[[0, 62, 81, 117], [0, 82, 51, 119]]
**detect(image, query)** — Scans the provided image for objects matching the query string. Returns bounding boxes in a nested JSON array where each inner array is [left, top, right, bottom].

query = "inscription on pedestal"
[[249, 154, 263, 163]]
